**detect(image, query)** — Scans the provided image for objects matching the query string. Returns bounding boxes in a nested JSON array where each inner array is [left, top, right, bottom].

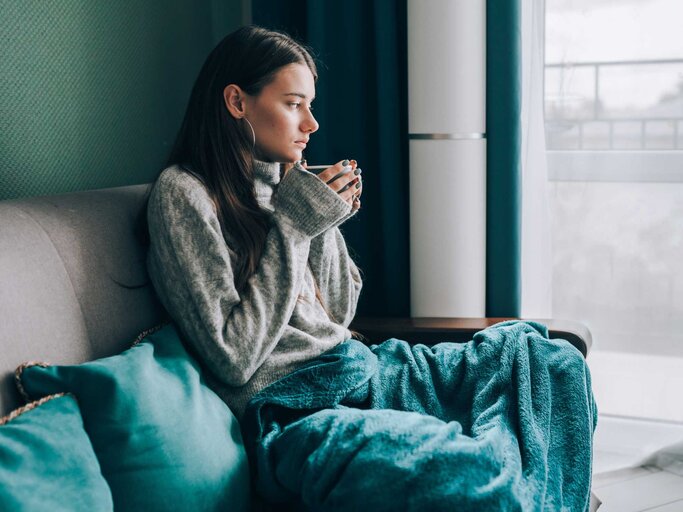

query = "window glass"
[[545, 0, 683, 151], [545, 0, 683, 421]]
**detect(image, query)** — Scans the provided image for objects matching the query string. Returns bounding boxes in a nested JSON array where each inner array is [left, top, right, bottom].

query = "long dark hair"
[[139, 26, 317, 292]]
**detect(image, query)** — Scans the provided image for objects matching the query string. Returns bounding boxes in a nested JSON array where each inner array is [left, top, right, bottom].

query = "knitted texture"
[[146, 161, 362, 418]]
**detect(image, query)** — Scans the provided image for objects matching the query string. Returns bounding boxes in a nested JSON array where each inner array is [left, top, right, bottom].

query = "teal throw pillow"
[[17, 323, 250, 512], [0, 393, 114, 511]]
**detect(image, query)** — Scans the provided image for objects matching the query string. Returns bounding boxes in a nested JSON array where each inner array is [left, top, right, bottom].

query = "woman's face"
[[245, 63, 319, 163]]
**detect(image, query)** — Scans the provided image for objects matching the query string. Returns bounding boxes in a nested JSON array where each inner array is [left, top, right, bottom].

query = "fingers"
[[351, 183, 363, 212], [351, 197, 361, 212], [348, 172, 363, 206], [339, 180, 362, 205], [317, 160, 353, 187], [352, 177, 363, 199], [307, 159, 363, 206]]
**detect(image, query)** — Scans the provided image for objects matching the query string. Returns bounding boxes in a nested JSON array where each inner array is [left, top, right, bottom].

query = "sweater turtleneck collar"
[[252, 159, 281, 187], [252, 159, 283, 211]]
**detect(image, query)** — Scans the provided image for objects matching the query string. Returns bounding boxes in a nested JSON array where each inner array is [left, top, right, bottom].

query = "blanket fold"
[[242, 321, 597, 511]]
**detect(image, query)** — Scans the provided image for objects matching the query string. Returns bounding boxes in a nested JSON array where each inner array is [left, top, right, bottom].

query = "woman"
[[145, 25, 363, 418], [144, 25, 596, 511]]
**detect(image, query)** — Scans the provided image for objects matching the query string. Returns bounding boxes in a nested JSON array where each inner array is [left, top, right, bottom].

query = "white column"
[[408, 0, 487, 317]]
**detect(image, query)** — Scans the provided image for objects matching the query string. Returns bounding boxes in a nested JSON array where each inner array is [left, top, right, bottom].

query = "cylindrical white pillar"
[[408, 0, 487, 317]]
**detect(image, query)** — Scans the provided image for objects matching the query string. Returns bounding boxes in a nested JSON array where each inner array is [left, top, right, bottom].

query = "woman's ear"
[[223, 84, 247, 119]]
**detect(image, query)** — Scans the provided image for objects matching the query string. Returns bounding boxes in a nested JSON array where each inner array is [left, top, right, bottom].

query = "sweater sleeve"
[[146, 167, 352, 387], [308, 227, 363, 328]]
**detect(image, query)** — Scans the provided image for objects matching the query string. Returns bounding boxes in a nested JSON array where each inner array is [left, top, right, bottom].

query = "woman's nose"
[[303, 112, 319, 133]]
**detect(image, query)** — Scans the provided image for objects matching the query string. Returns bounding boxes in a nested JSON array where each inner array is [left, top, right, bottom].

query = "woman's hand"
[[349, 160, 362, 212], [307, 159, 363, 210]]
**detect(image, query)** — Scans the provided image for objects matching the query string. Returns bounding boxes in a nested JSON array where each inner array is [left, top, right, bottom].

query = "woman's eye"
[[288, 102, 301, 108]]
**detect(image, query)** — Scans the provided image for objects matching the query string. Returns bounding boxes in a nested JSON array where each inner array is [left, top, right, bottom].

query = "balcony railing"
[[544, 58, 683, 150]]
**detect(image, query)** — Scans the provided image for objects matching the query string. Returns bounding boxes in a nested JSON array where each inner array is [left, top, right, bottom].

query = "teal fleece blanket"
[[242, 321, 597, 511]]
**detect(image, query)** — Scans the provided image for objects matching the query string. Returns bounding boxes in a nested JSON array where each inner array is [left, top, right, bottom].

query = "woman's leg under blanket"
[[247, 321, 597, 511], [352, 321, 597, 510], [261, 407, 528, 512]]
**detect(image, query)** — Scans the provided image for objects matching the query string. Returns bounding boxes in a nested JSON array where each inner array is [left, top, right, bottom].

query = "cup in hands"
[[300, 159, 363, 209]]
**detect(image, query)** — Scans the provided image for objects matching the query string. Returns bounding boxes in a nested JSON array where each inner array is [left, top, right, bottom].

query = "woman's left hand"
[[301, 159, 362, 210], [349, 160, 362, 211]]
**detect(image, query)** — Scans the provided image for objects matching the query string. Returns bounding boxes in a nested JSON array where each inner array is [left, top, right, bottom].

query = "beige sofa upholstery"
[[0, 184, 163, 415]]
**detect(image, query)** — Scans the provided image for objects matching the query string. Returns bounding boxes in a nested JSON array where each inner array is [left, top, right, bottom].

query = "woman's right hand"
[[308, 160, 362, 207]]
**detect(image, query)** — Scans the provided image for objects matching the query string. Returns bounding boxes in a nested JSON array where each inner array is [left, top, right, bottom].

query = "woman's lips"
[[295, 141, 307, 148]]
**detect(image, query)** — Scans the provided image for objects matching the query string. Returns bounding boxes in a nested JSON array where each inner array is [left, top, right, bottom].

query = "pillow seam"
[[131, 323, 167, 347], [0, 392, 69, 426], [14, 361, 50, 402], [14, 324, 168, 403]]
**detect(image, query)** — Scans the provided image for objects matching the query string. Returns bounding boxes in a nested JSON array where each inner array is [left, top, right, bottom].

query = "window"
[[545, 0, 683, 181], [544, 0, 683, 422]]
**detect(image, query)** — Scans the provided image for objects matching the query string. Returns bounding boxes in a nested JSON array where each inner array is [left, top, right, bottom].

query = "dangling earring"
[[242, 117, 256, 149]]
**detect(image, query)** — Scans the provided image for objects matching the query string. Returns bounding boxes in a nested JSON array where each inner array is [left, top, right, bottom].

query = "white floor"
[[592, 415, 683, 511], [589, 351, 683, 511]]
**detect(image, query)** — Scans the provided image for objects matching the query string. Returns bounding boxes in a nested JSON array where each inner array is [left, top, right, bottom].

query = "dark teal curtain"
[[253, 0, 410, 317], [486, 0, 522, 317]]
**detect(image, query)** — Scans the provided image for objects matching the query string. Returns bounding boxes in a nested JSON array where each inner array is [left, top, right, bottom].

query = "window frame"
[[542, 3, 683, 183]]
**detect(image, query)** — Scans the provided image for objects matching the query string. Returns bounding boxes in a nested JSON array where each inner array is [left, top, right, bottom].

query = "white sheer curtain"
[[540, 0, 683, 423], [520, 0, 553, 318]]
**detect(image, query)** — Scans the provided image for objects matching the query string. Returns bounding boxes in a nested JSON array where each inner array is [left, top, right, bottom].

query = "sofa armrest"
[[349, 317, 591, 358]]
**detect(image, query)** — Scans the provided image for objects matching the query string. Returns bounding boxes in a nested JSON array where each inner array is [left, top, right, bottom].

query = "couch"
[[0, 183, 592, 509], [1, 184, 163, 416]]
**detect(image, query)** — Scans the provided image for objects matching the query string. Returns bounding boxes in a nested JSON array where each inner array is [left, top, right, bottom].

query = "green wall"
[[0, 0, 245, 200]]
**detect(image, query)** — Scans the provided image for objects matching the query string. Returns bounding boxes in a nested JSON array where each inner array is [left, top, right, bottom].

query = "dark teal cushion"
[[18, 323, 250, 512], [0, 393, 114, 511]]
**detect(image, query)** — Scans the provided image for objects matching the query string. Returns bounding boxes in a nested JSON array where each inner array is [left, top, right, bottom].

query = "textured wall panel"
[[0, 0, 242, 200]]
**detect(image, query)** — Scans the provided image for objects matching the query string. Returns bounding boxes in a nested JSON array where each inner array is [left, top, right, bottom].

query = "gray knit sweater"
[[146, 161, 363, 418]]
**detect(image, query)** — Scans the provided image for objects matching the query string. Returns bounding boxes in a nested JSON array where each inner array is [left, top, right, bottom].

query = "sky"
[[545, 0, 683, 112]]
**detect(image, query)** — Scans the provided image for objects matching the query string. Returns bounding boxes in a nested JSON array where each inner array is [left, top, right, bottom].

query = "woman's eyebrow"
[[283, 92, 315, 101]]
